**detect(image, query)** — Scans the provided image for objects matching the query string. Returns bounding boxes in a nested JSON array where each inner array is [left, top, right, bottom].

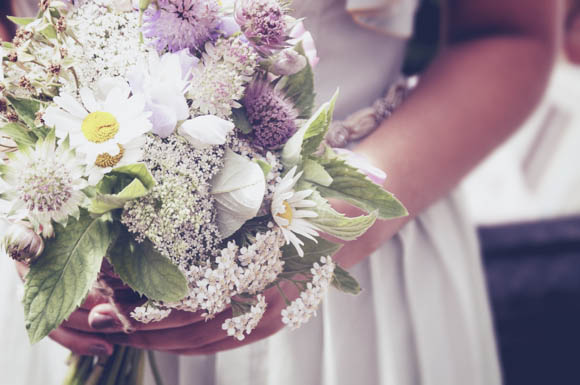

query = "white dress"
[[0, 1, 502, 384]]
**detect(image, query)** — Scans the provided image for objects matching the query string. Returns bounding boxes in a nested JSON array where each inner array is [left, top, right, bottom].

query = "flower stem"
[[147, 350, 165, 385]]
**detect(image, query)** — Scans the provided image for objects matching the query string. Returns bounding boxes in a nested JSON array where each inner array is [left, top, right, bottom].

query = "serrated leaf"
[[5, 95, 40, 128], [0, 122, 37, 146], [108, 227, 188, 302], [280, 41, 315, 119], [89, 178, 149, 214], [315, 156, 408, 219], [7, 16, 35, 26], [332, 265, 361, 295], [23, 211, 112, 344], [308, 189, 377, 241], [282, 99, 330, 168], [232, 107, 252, 135], [303, 159, 332, 187], [282, 236, 342, 274], [301, 90, 338, 157]]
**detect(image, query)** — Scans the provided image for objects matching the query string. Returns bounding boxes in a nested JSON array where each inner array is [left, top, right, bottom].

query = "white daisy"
[[271, 166, 319, 257], [43, 77, 152, 184], [0, 133, 88, 237]]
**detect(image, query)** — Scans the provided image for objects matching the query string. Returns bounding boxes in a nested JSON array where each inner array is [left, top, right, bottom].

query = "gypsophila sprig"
[[0, 1, 407, 382]]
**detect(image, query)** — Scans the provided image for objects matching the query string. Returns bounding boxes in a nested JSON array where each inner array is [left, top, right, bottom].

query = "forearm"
[[335, 32, 558, 268]]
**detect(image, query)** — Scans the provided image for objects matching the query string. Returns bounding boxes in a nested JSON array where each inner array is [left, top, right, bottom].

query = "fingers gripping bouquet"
[[0, 0, 407, 383]]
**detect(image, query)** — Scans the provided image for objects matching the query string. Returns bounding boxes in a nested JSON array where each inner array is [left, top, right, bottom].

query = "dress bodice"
[[293, 0, 418, 119]]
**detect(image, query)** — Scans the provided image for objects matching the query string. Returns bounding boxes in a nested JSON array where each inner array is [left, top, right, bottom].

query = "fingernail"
[[88, 344, 110, 356], [90, 313, 119, 330]]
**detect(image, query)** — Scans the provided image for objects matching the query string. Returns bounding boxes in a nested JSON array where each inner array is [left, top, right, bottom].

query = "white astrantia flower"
[[0, 133, 88, 237], [43, 77, 152, 184], [271, 166, 319, 257]]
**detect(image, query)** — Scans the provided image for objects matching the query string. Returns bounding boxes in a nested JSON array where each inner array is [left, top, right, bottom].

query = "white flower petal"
[[178, 115, 235, 149]]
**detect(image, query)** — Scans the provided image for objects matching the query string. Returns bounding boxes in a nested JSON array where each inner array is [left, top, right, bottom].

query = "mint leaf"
[[303, 159, 333, 187], [280, 41, 315, 119], [282, 94, 336, 167], [6, 95, 40, 129], [332, 265, 361, 295], [282, 236, 342, 274], [23, 211, 112, 344], [315, 156, 408, 219], [308, 190, 377, 241], [0, 122, 37, 146], [108, 227, 188, 302]]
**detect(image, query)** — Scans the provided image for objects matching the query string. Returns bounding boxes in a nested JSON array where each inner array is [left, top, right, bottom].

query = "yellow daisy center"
[[278, 200, 293, 225], [95, 144, 125, 168], [81, 111, 119, 143]]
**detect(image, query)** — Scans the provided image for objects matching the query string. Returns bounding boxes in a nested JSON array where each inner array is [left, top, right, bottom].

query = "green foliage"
[[314, 155, 408, 219], [280, 41, 315, 119], [303, 158, 332, 187], [23, 211, 113, 344], [7, 16, 35, 26], [5, 95, 40, 129], [307, 189, 377, 241], [108, 227, 188, 303], [281, 236, 342, 274], [232, 107, 253, 135], [282, 92, 337, 168], [89, 164, 156, 214], [0, 122, 37, 147], [332, 265, 361, 295]]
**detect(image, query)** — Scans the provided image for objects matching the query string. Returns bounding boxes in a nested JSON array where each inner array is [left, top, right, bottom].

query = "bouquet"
[[0, 0, 407, 383]]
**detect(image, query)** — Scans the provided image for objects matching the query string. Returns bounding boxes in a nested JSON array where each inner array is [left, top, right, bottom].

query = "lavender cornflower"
[[244, 80, 298, 150], [143, 0, 221, 53], [235, 0, 291, 53]]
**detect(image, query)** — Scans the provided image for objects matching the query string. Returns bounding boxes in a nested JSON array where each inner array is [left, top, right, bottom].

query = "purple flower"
[[143, 0, 221, 53], [244, 80, 298, 150], [235, 0, 290, 53]]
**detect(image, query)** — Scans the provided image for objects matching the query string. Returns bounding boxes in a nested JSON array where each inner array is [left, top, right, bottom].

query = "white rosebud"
[[2, 221, 44, 264], [271, 49, 307, 76], [178, 115, 235, 150]]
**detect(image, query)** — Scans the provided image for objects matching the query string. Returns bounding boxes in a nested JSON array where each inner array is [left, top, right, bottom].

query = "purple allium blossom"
[[235, 0, 290, 53], [244, 81, 298, 150], [143, 0, 221, 53]]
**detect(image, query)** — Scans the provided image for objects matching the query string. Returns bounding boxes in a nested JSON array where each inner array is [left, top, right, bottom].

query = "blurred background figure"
[[459, 1, 580, 384]]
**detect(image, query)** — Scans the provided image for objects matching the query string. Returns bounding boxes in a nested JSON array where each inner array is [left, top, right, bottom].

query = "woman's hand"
[[57, 279, 299, 355]]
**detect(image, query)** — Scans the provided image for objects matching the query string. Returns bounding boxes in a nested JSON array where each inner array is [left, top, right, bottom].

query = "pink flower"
[[289, 21, 319, 68]]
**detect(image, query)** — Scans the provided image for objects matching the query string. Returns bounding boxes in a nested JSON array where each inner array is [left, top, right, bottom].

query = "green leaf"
[[40, 25, 57, 40], [108, 227, 188, 302], [282, 236, 342, 274], [7, 16, 35, 26], [332, 265, 361, 295], [282, 95, 334, 167], [254, 159, 272, 178], [5, 95, 40, 128], [315, 156, 408, 219], [307, 189, 377, 241], [303, 159, 332, 187], [232, 107, 252, 135], [0, 122, 37, 146], [111, 164, 156, 190], [89, 178, 149, 214], [280, 41, 315, 119], [23, 211, 112, 344], [301, 90, 338, 157]]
